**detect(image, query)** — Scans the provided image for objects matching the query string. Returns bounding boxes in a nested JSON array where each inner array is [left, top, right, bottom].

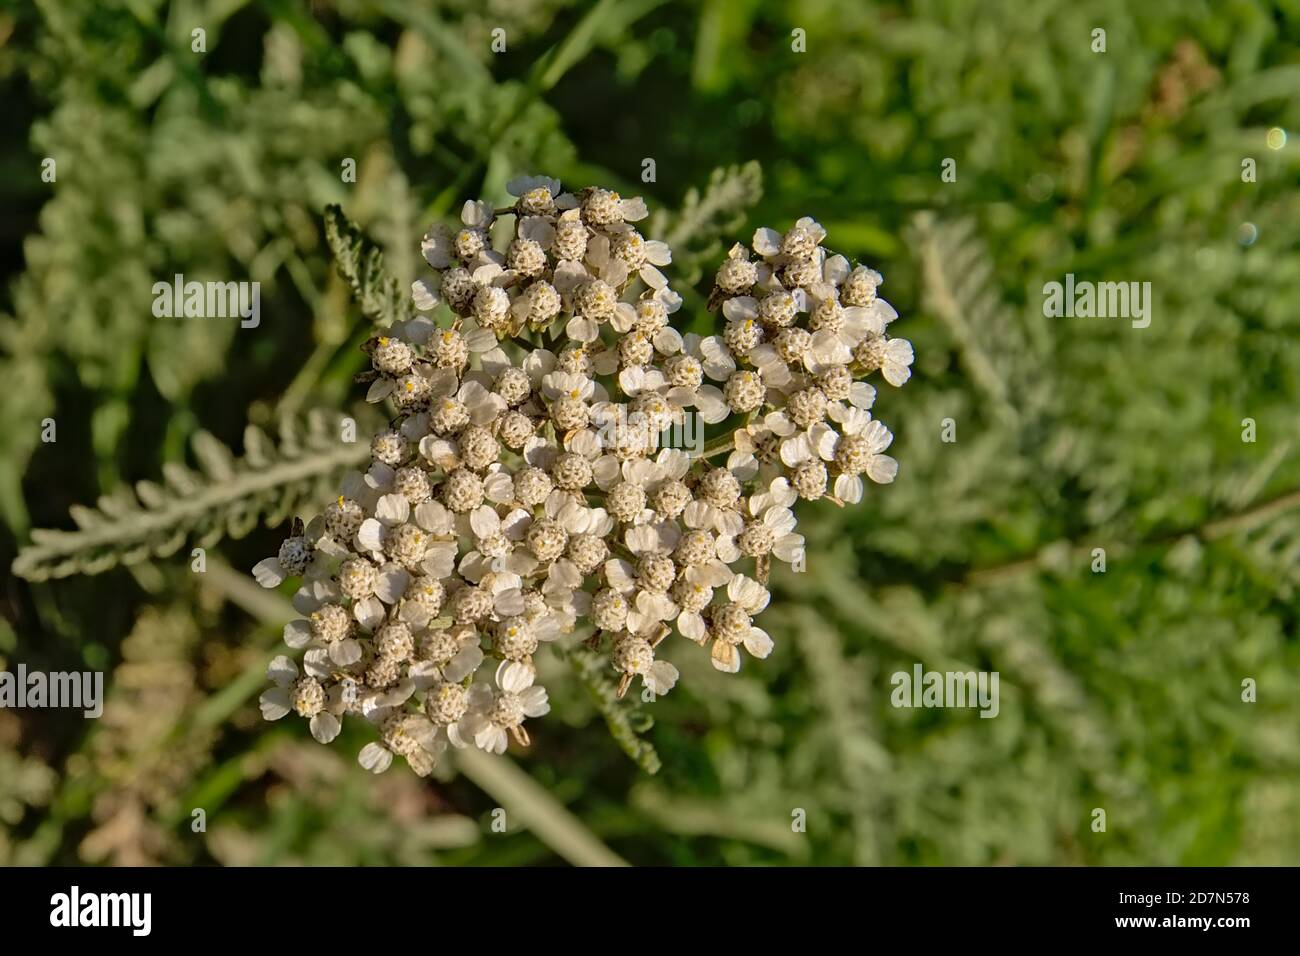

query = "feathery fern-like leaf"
[[909, 213, 1042, 427], [565, 644, 661, 774], [323, 204, 415, 328], [649, 162, 763, 285], [12, 410, 371, 582]]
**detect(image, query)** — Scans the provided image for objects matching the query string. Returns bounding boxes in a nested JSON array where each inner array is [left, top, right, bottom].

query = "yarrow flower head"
[[253, 179, 913, 774]]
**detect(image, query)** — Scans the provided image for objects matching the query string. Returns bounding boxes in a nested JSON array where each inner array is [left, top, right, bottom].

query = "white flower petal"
[[258, 687, 291, 721], [311, 712, 342, 744], [620, 196, 649, 221], [375, 566, 411, 603], [744, 627, 774, 659], [752, 227, 782, 257], [834, 473, 864, 503], [331, 638, 363, 666], [519, 685, 550, 717], [267, 655, 298, 686], [354, 595, 386, 629], [252, 558, 287, 588], [499, 660, 535, 694], [375, 494, 411, 526], [358, 742, 394, 773], [356, 518, 386, 553], [867, 454, 898, 484], [647, 660, 679, 695], [366, 378, 395, 403], [283, 619, 313, 649], [412, 278, 441, 312], [849, 381, 877, 409], [710, 640, 740, 673]]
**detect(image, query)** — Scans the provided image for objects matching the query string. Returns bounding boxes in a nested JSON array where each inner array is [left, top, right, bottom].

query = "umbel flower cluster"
[[253, 177, 913, 775]]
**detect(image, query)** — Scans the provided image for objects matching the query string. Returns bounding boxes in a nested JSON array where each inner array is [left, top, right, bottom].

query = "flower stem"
[[697, 421, 750, 460]]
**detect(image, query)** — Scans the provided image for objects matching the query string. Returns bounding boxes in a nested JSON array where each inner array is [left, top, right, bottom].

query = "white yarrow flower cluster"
[[253, 182, 912, 774]]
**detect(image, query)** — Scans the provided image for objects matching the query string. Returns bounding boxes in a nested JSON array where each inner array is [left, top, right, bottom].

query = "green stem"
[[453, 748, 629, 867], [698, 428, 742, 460]]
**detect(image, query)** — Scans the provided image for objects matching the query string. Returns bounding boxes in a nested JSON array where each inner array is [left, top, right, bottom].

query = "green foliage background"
[[2, 0, 1298, 866]]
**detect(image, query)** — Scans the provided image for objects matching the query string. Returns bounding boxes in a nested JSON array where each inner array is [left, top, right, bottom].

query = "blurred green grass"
[[1, 0, 1298, 866]]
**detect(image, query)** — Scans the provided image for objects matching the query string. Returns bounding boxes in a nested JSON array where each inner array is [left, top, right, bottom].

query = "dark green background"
[[1, 0, 1298, 865]]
